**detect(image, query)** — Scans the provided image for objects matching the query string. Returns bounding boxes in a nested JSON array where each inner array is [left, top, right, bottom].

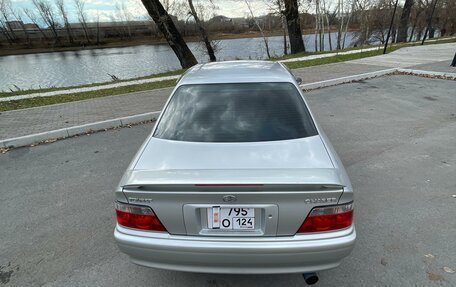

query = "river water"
[[0, 32, 355, 91]]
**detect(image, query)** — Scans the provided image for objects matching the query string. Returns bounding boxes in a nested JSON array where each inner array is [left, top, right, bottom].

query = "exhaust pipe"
[[302, 272, 319, 285]]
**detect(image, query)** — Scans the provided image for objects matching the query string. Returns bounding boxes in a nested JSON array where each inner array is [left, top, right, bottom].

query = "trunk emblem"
[[222, 195, 237, 202], [304, 197, 337, 204]]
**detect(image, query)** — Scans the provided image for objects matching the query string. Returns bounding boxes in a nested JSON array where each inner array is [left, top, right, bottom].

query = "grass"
[[1, 36, 454, 112], [0, 79, 176, 112], [0, 68, 186, 98]]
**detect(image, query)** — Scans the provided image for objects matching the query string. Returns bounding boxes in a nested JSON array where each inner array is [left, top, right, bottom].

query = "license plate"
[[208, 207, 255, 230]]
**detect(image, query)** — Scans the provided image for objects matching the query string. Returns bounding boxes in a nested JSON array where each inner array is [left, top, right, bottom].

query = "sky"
[[10, 0, 277, 24]]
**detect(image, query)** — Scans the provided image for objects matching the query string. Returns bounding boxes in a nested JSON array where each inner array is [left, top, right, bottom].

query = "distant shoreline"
[[0, 29, 357, 57]]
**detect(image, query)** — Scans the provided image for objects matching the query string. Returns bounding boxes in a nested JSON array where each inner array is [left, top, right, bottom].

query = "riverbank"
[[1, 36, 454, 112], [0, 28, 357, 57]]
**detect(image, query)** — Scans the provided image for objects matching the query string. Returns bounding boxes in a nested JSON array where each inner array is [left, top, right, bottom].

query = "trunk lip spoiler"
[[120, 168, 346, 189]]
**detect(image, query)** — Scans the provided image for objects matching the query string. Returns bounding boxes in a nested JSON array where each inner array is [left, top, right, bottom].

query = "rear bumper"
[[114, 225, 356, 274]]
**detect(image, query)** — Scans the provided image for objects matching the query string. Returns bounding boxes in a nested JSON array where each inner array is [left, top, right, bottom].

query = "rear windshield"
[[153, 83, 318, 142]]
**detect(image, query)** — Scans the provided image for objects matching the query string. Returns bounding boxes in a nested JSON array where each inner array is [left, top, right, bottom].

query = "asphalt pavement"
[[1, 74, 455, 286]]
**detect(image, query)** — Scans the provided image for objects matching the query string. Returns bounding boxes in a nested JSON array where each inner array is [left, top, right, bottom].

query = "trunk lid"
[[120, 136, 345, 236], [133, 135, 334, 171]]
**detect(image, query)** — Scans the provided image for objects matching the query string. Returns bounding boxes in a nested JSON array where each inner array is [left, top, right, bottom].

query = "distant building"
[[23, 23, 40, 31], [6, 21, 23, 30]]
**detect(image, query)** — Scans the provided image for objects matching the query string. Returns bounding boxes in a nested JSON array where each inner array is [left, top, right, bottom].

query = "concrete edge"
[[0, 75, 180, 102], [0, 111, 161, 149], [299, 68, 398, 91], [396, 68, 456, 80]]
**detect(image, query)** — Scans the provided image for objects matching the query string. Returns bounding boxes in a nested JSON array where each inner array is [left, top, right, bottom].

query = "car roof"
[[177, 60, 296, 85]]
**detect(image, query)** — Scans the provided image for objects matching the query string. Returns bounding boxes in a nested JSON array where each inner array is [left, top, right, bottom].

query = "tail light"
[[297, 202, 353, 233], [115, 202, 167, 232]]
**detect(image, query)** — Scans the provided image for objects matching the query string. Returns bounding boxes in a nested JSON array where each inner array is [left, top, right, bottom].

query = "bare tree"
[[95, 11, 100, 44], [141, 0, 197, 68], [336, 0, 344, 49], [10, 8, 31, 46], [245, 0, 271, 58], [314, 0, 319, 51], [0, 0, 16, 42], [115, 1, 133, 39], [188, 0, 216, 61], [284, 0, 305, 53], [353, 0, 376, 45], [55, 0, 74, 44], [0, 24, 12, 44], [33, 0, 60, 45], [278, 0, 288, 55], [74, 0, 90, 43], [23, 8, 49, 40], [265, 0, 288, 55], [312, 0, 328, 51], [322, 0, 333, 50], [437, 0, 456, 36], [342, 0, 354, 48]]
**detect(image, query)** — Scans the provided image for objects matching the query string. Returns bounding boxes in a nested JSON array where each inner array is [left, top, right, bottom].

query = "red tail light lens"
[[115, 202, 167, 232], [297, 202, 354, 233]]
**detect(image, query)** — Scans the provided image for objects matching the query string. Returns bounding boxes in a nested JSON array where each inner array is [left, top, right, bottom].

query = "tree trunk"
[[416, 29, 422, 41], [408, 23, 416, 41], [141, 0, 197, 68], [342, 10, 352, 49], [82, 23, 90, 44], [188, 0, 216, 61], [65, 23, 74, 44], [49, 25, 60, 45], [19, 21, 31, 46], [326, 13, 332, 51], [319, 8, 324, 51], [429, 27, 435, 38], [284, 0, 305, 53], [282, 14, 287, 55], [336, 0, 344, 50], [397, 0, 414, 42], [96, 20, 100, 44], [314, 14, 318, 51], [3, 18, 16, 41]]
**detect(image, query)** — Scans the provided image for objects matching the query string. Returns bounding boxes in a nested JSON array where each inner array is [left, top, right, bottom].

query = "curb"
[[300, 68, 397, 90], [396, 68, 456, 80], [279, 47, 381, 63], [1, 67, 454, 150], [0, 111, 161, 149]]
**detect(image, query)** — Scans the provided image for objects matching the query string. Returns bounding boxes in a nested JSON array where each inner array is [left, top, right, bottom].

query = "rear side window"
[[154, 83, 318, 142]]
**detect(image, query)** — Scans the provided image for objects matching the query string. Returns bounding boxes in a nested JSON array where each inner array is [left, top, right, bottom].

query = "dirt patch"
[[427, 271, 445, 282]]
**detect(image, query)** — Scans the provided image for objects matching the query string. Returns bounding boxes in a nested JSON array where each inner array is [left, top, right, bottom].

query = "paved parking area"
[[0, 75, 455, 286], [411, 60, 456, 74], [351, 42, 455, 67]]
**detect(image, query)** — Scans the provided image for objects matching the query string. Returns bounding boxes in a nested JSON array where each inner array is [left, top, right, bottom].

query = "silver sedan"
[[114, 61, 355, 281]]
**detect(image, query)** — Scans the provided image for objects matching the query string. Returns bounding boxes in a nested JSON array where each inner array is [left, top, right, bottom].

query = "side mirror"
[[296, 77, 303, 85]]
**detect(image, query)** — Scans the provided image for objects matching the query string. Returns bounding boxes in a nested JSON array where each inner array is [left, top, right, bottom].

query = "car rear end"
[[114, 62, 355, 274], [114, 171, 355, 274]]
